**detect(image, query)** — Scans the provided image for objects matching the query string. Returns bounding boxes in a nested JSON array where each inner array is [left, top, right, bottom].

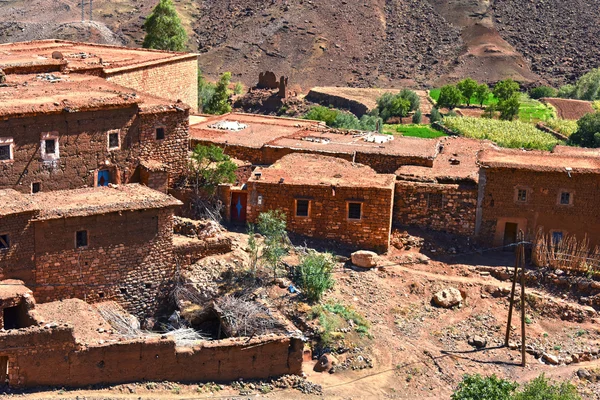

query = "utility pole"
[[505, 230, 527, 367]]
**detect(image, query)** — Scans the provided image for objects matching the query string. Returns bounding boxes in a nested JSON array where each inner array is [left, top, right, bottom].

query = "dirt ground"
[[10, 230, 600, 400]]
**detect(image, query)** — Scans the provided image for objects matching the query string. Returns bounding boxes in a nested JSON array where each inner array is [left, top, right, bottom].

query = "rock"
[[542, 352, 559, 365], [0, 69, 5, 84], [432, 288, 463, 308], [314, 353, 339, 373], [468, 335, 487, 348], [577, 368, 592, 381], [351, 250, 379, 268]]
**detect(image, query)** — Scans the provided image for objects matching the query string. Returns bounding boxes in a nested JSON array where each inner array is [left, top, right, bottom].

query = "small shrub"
[[204, 72, 233, 115], [530, 85, 558, 99], [452, 374, 517, 400], [412, 110, 422, 124], [233, 82, 244, 95], [569, 112, 600, 148], [558, 84, 576, 99], [514, 374, 580, 400], [296, 251, 335, 303], [593, 100, 600, 112], [430, 107, 443, 123]]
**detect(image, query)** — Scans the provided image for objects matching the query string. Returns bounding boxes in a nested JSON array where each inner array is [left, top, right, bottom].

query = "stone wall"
[[0, 107, 189, 194], [246, 181, 394, 252], [477, 169, 600, 247], [0, 211, 38, 283], [355, 153, 434, 174], [106, 56, 199, 112], [0, 326, 302, 388], [33, 208, 176, 318], [394, 181, 478, 236]]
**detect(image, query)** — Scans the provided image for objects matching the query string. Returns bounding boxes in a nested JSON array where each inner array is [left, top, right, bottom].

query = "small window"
[[0, 144, 11, 161], [108, 132, 120, 149], [155, 127, 165, 140], [45, 139, 56, 155], [560, 191, 571, 205], [348, 202, 362, 220], [0, 234, 9, 250], [41, 134, 59, 161], [552, 231, 564, 245], [516, 189, 527, 202], [296, 199, 309, 217], [31, 182, 41, 194], [75, 230, 88, 248], [427, 193, 443, 209]]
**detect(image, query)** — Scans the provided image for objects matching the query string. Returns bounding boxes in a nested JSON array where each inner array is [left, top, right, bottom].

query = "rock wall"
[[0, 211, 38, 283], [394, 181, 478, 236]]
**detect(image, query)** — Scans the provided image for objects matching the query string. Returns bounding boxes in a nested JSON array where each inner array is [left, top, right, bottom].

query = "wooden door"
[[97, 170, 110, 187], [230, 192, 247, 224]]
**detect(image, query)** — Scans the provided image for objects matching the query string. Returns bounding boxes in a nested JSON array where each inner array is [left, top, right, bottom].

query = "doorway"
[[230, 192, 247, 224], [97, 170, 110, 187], [503, 222, 518, 250]]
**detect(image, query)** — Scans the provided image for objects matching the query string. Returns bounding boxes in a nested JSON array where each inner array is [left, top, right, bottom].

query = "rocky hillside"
[[0, 0, 598, 89]]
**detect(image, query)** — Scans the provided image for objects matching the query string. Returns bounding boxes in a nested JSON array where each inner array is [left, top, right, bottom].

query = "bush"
[[296, 251, 335, 303], [452, 374, 517, 400], [412, 110, 422, 124], [429, 108, 443, 123], [572, 68, 600, 100], [558, 84, 576, 99], [305, 106, 338, 126], [457, 78, 479, 106], [304, 106, 383, 131], [475, 84, 491, 107], [437, 85, 463, 109], [198, 70, 216, 112], [514, 374, 580, 400], [530, 85, 558, 99], [569, 112, 600, 148], [593, 100, 600, 112], [376, 90, 420, 121], [494, 79, 520, 102], [545, 119, 578, 136], [256, 210, 288, 278], [204, 72, 232, 115], [233, 82, 244, 95]]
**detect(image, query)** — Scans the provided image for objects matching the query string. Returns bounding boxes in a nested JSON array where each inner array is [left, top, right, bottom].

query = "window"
[[559, 191, 572, 205], [296, 199, 310, 217], [108, 131, 120, 150], [155, 127, 165, 140], [0, 138, 14, 162], [75, 230, 88, 248], [348, 202, 362, 220], [552, 231, 564, 245], [427, 193, 443, 209], [40, 133, 59, 161], [45, 139, 56, 155], [516, 189, 528, 202], [31, 182, 41, 194], [0, 234, 9, 250]]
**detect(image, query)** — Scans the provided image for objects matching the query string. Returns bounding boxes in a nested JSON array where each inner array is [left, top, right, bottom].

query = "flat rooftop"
[[0, 189, 38, 216], [479, 148, 600, 173], [32, 184, 183, 221], [189, 113, 320, 149], [0, 40, 197, 74], [251, 153, 396, 188], [396, 137, 489, 183], [0, 73, 185, 118], [0, 280, 33, 302], [271, 129, 441, 158]]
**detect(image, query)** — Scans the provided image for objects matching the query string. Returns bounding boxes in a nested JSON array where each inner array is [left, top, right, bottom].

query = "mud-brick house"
[[0, 184, 182, 318], [476, 147, 600, 247], [245, 153, 396, 252]]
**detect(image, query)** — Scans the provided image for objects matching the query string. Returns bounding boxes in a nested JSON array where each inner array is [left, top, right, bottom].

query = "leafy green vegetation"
[[569, 112, 600, 148], [430, 107, 443, 123], [142, 0, 187, 51], [561, 68, 600, 100], [310, 302, 371, 346], [530, 85, 558, 99], [304, 106, 382, 131], [203, 72, 233, 115], [248, 210, 289, 280], [430, 87, 497, 107], [593, 100, 600, 112], [545, 119, 579, 137], [457, 78, 479, 106], [383, 124, 447, 138], [518, 94, 555, 122], [187, 144, 237, 196], [295, 251, 335, 303], [443, 116, 562, 150], [494, 79, 520, 102], [376, 90, 420, 121], [436, 84, 464, 109]]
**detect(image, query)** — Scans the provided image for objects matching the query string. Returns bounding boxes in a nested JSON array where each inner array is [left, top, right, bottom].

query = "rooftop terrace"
[[251, 153, 396, 188], [0, 189, 38, 216], [478, 148, 600, 173]]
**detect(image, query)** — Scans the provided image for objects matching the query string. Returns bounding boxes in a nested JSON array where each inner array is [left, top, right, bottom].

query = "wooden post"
[[505, 233, 522, 346], [520, 232, 527, 367]]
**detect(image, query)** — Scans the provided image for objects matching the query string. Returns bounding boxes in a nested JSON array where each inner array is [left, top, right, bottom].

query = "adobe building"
[[0, 39, 198, 112], [0, 184, 182, 318], [476, 147, 600, 248], [245, 153, 396, 252], [0, 73, 190, 194]]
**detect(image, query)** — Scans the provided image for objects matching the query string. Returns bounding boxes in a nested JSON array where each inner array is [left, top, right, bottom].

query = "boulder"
[[314, 353, 339, 373], [351, 251, 379, 268], [542, 352, 560, 365], [468, 335, 487, 348], [432, 288, 463, 308], [577, 368, 592, 381]]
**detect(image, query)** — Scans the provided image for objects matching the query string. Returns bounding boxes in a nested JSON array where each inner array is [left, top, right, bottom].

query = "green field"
[[429, 88, 497, 106], [383, 124, 447, 139], [545, 119, 579, 137], [443, 117, 562, 150]]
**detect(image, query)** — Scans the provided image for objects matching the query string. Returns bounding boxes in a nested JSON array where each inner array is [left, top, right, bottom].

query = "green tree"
[[376, 90, 420, 122], [429, 107, 443, 123], [359, 115, 384, 132], [557, 84, 576, 99], [198, 70, 216, 112], [474, 84, 491, 107], [412, 109, 422, 124], [305, 106, 339, 126], [204, 72, 232, 115], [494, 79, 520, 102], [457, 78, 479, 106], [572, 68, 600, 100], [188, 144, 237, 196], [514, 374, 580, 400], [530, 85, 558, 99], [296, 251, 335, 303], [142, 0, 187, 51], [482, 104, 497, 119], [256, 210, 289, 280], [233, 82, 245, 95], [452, 374, 517, 400], [399, 89, 420, 111], [437, 84, 463, 109], [569, 112, 600, 148], [498, 94, 521, 121]]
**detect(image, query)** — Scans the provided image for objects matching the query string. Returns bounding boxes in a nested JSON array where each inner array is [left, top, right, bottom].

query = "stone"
[[351, 250, 379, 268], [577, 368, 592, 381], [432, 288, 463, 308], [542, 352, 559, 365], [313, 353, 339, 373], [468, 335, 487, 348], [0, 69, 5, 84]]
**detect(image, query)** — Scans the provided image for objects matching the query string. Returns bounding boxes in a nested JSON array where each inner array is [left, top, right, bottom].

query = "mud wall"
[[0, 211, 38, 283]]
